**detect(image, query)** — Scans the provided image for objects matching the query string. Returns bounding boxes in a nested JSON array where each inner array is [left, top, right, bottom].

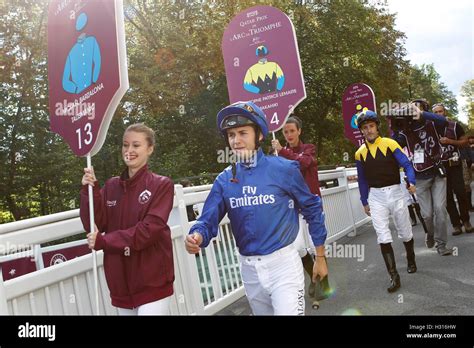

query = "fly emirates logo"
[[229, 186, 275, 209]]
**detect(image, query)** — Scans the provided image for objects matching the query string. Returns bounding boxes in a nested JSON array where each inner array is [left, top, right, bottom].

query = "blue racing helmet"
[[356, 110, 379, 129], [217, 101, 269, 140]]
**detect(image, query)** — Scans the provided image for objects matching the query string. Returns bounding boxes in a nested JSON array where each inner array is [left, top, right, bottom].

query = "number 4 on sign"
[[271, 112, 279, 125]]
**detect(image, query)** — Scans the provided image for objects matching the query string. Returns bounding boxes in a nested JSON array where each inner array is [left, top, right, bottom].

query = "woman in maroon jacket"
[[271, 116, 322, 289], [80, 123, 175, 315], [272, 116, 321, 196]]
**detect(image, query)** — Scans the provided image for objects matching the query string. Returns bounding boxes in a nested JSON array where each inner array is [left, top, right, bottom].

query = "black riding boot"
[[380, 243, 401, 293], [408, 204, 417, 226], [403, 238, 417, 273], [301, 252, 316, 297]]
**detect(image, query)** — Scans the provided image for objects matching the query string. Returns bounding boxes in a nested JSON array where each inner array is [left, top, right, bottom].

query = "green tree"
[[1, 0, 84, 221], [1, 0, 50, 220], [403, 64, 458, 118], [460, 79, 474, 130]]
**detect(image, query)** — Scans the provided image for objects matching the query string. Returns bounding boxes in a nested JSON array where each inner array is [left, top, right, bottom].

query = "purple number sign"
[[222, 5, 306, 132]]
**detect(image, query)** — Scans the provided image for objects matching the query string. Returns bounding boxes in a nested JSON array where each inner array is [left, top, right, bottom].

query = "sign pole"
[[272, 131, 278, 156], [87, 153, 100, 315]]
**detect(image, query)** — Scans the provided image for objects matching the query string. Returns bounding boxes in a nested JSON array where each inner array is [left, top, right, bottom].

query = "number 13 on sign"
[[76, 123, 93, 150]]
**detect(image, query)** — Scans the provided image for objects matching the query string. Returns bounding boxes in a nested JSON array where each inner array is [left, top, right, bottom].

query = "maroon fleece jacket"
[[279, 141, 321, 196], [80, 165, 174, 309]]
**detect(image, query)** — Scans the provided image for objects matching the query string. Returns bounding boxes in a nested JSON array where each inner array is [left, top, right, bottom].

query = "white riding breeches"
[[239, 244, 305, 315], [368, 184, 413, 244]]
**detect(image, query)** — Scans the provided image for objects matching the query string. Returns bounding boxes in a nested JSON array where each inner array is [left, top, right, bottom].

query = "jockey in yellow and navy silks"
[[356, 120, 416, 208], [355, 110, 417, 294], [243, 45, 285, 94]]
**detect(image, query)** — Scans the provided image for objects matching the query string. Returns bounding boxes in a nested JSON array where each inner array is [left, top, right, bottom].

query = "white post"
[[34, 244, 45, 270], [87, 154, 100, 315], [339, 167, 357, 237], [175, 185, 205, 314], [206, 238, 224, 300]]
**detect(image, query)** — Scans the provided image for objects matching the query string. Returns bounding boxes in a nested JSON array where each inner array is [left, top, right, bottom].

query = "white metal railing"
[[0, 167, 369, 315]]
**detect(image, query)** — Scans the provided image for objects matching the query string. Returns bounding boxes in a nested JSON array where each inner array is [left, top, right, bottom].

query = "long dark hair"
[[284, 116, 304, 145], [286, 115, 302, 130]]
